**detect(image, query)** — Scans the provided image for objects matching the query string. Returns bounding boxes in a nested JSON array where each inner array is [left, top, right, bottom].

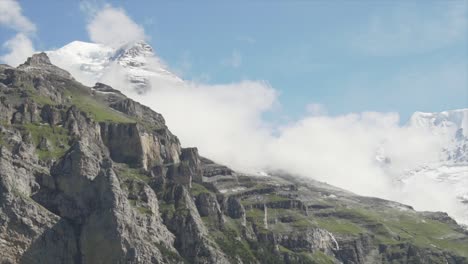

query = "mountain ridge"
[[0, 53, 467, 263]]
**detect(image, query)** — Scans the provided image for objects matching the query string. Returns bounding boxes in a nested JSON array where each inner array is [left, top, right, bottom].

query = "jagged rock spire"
[[18, 52, 73, 79], [20, 52, 52, 66]]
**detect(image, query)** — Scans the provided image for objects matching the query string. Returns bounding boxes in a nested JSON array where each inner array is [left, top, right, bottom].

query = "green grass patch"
[[21, 123, 72, 160], [70, 94, 134, 123], [278, 245, 293, 254], [116, 163, 150, 183], [291, 218, 314, 229], [26, 91, 56, 106], [315, 217, 364, 235], [0, 120, 9, 127], [158, 200, 181, 220], [263, 193, 292, 203], [276, 249, 335, 264], [18, 76, 133, 123], [159, 200, 191, 221], [328, 207, 394, 237], [190, 182, 211, 196], [20, 81, 57, 106], [137, 206, 153, 215], [212, 227, 257, 263], [246, 208, 265, 221], [159, 202, 176, 214], [382, 214, 468, 257], [324, 207, 468, 257], [129, 199, 153, 216]]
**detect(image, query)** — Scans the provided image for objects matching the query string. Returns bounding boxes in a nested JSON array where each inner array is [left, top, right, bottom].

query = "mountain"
[[408, 109, 467, 165], [408, 109, 468, 138], [49, 40, 468, 226], [47, 40, 182, 94], [401, 109, 468, 222], [0, 53, 467, 263]]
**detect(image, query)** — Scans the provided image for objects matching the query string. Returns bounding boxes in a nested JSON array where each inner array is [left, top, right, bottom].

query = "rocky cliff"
[[0, 53, 467, 264]]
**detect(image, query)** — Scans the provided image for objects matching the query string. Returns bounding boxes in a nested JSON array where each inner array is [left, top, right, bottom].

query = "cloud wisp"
[[0, 0, 36, 33], [222, 50, 242, 68], [1, 33, 35, 66], [0, 0, 36, 66], [87, 5, 146, 48]]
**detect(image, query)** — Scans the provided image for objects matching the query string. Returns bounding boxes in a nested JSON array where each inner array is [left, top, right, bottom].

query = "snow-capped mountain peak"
[[113, 40, 154, 62], [408, 108, 468, 137], [400, 109, 468, 223], [47, 40, 183, 94]]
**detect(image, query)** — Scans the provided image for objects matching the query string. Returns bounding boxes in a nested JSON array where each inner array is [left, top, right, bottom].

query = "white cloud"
[[87, 5, 146, 48], [0, 0, 36, 33], [352, 2, 467, 56], [0, 0, 36, 66], [1, 33, 35, 66], [266, 113, 444, 195]]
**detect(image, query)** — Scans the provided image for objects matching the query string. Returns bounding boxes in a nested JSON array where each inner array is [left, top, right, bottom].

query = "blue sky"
[[1, 0, 467, 122]]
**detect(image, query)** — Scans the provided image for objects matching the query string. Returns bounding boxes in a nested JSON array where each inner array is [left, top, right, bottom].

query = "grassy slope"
[[5, 77, 136, 161], [64, 82, 134, 123], [246, 203, 468, 258]]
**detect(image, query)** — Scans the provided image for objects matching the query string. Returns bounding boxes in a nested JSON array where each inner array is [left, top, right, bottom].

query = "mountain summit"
[[47, 40, 182, 94], [402, 109, 468, 220], [409, 109, 468, 138]]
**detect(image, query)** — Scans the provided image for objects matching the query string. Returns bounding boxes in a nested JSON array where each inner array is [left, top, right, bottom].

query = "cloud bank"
[[0, 0, 36, 66]]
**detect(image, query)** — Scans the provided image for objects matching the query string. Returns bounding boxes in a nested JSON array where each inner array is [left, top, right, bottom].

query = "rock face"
[[99, 122, 180, 170], [0, 54, 467, 264]]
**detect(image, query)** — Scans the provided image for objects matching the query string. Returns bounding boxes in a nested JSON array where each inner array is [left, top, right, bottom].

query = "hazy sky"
[[0, 0, 467, 121]]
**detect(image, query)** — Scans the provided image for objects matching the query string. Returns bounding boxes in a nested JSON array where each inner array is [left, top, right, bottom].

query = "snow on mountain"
[[400, 109, 468, 224], [47, 41, 113, 85], [408, 109, 468, 138], [407, 109, 468, 163], [47, 40, 183, 94]]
